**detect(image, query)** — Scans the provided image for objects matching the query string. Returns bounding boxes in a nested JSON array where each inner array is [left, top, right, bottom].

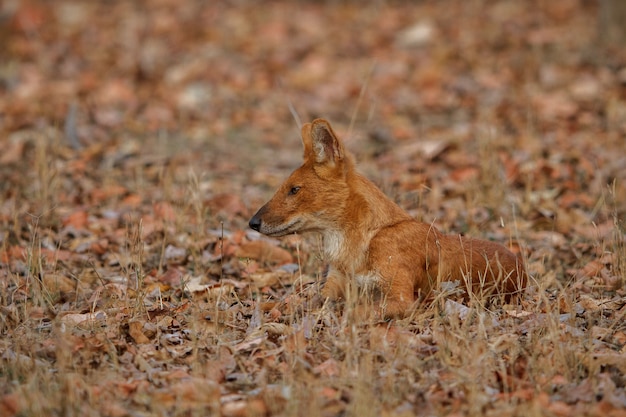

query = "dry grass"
[[2, 1, 626, 416], [1, 119, 625, 417]]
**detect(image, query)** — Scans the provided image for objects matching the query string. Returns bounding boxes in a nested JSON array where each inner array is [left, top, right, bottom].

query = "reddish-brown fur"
[[249, 119, 527, 318]]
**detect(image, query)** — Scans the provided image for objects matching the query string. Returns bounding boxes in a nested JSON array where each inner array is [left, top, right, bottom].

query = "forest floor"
[[1, 1, 626, 416]]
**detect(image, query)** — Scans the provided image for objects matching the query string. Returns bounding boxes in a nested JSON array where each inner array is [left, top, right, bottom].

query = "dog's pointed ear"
[[310, 119, 344, 166]]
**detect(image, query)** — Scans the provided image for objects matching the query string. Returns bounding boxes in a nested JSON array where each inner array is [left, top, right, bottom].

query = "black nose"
[[249, 215, 261, 231]]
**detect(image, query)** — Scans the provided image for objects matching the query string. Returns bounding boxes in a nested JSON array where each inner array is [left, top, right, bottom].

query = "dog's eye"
[[288, 186, 301, 196]]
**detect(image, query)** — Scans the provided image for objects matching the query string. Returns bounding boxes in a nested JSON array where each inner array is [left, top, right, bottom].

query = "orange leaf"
[[154, 201, 176, 221], [0, 393, 19, 417], [205, 193, 246, 217], [128, 320, 150, 344], [121, 194, 142, 207], [41, 248, 72, 262], [236, 240, 293, 265], [314, 359, 340, 377], [43, 274, 76, 295], [450, 166, 479, 182], [547, 400, 573, 417], [157, 268, 185, 286], [63, 210, 89, 229], [575, 260, 604, 279]]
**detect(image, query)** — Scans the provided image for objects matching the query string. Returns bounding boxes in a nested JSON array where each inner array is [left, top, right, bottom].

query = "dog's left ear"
[[310, 119, 344, 166]]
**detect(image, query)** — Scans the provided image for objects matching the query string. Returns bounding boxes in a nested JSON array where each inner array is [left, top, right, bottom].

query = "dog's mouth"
[[261, 219, 302, 237]]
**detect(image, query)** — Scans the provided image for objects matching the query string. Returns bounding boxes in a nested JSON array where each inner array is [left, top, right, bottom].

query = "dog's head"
[[249, 119, 353, 237]]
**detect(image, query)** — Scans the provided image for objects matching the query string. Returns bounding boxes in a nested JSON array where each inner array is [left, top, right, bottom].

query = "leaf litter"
[[1, 0, 626, 416]]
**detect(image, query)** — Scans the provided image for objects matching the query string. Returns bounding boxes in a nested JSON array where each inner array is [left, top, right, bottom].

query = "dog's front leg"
[[378, 272, 415, 319], [321, 268, 345, 300]]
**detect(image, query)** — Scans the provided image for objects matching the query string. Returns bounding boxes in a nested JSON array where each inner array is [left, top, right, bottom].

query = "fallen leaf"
[[43, 274, 77, 296], [574, 260, 604, 279], [314, 358, 340, 377], [449, 166, 479, 182], [0, 133, 27, 164], [157, 268, 185, 286], [205, 193, 247, 217], [60, 311, 108, 327], [222, 398, 268, 417], [63, 210, 89, 229], [248, 270, 292, 287], [154, 201, 177, 221], [444, 299, 471, 321], [236, 240, 293, 265], [547, 400, 572, 417], [396, 20, 436, 47], [505, 309, 533, 318], [262, 322, 291, 337], [0, 393, 19, 417], [128, 320, 150, 344]]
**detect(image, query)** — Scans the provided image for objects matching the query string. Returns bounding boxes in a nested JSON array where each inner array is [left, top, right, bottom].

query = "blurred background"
[[1, 0, 625, 256]]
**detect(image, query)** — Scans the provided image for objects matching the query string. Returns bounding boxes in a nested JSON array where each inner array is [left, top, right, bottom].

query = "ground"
[[1, 1, 626, 416]]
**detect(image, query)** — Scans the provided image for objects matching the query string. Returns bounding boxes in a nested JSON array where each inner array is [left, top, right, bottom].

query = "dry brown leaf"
[[89, 184, 127, 204], [0, 393, 19, 417], [234, 335, 265, 353], [0, 134, 27, 164], [183, 275, 211, 293], [153, 201, 177, 221], [43, 274, 77, 295], [590, 326, 612, 340], [574, 221, 617, 241], [314, 358, 340, 377], [89, 238, 109, 255], [128, 320, 150, 344], [532, 92, 578, 119], [590, 401, 626, 417], [40, 248, 72, 263], [60, 311, 107, 327], [587, 354, 626, 373], [222, 398, 268, 417], [249, 270, 291, 287], [449, 166, 479, 183], [183, 277, 234, 299], [396, 20, 436, 47], [99, 401, 129, 417], [236, 240, 293, 265], [0, 246, 26, 263], [170, 378, 220, 410], [577, 294, 620, 312], [504, 309, 533, 318], [267, 308, 281, 320], [121, 194, 142, 208], [63, 210, 89, 229], [260, 301, 278, 311], [205, 193, 247, 217], [444, 299, 471, 321], [395, 139, 449, 161], [569, 76, 602, 103], [547, 400, 573, 417], [262, 322, 291, 336], [157, 268, 185, 286], [575, 260, 604, 280], [613, 331, 626, 346]]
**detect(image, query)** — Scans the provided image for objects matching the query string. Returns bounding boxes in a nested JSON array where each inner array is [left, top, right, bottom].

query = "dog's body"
[[249, 119, 527, 318]]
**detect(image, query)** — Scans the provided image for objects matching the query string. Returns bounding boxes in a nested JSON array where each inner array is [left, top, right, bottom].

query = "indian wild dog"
[[249, 119, 527, 318]]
